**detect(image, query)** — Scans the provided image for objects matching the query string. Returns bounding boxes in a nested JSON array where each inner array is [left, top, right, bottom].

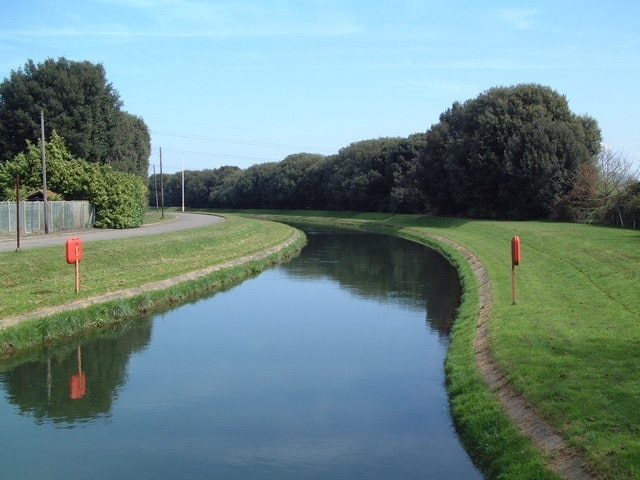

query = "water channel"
[[0, 227, 483, 479]]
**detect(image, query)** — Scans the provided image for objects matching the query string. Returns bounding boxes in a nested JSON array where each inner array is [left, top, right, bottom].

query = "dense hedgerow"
[[0, 132, 147, 228]]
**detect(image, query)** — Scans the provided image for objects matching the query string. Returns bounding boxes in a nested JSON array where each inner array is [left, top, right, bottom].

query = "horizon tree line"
[[150, 84, 639, 226]]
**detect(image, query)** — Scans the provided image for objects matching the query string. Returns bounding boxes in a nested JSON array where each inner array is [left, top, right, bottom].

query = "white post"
[[181, 154, 185, 212], [159, 148, 164, 219]]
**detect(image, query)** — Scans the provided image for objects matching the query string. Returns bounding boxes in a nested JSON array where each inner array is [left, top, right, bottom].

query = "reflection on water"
[[281, 227, 461, 336], [0, 319, 152, 426], [0, 228, 482, 479]]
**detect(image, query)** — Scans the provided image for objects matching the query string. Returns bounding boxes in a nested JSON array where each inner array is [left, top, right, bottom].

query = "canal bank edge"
[[403, 228, 595, 480], [249, 214, 594, 480], [345, 220, 593, 480], [0, 228, 306, 358]]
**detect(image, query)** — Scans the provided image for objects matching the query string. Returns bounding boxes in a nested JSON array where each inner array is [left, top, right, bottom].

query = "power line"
[[157, 148, 279, 162], [150, 130, 336, 153], [148, 147, 284, 166]]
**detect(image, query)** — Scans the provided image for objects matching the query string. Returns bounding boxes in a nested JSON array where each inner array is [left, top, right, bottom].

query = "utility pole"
[[159, 147, 164, 219], [181, 154, 185, 212], [16, 175, 21, 252], [153, 164, 159, 212], [40, 110, 50, 234]]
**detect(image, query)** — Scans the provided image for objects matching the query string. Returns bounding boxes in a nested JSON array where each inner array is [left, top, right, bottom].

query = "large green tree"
[[0, 57, 150, 176], [325, 136, 426, 213], [108, 111, 151, 177], [418, 84, 602, 219], [266, 153, 327, 209]]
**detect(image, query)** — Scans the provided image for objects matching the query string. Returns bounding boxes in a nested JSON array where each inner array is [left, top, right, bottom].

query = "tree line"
[[152, 84, 639, 226], [152, 136, 427, 213]]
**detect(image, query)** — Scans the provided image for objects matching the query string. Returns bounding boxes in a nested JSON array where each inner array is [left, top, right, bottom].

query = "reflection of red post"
[[69, 346, 86, 400], [70, 372, 86, 400], [511, 236, 521, 305], [66, 238, 83, 293]]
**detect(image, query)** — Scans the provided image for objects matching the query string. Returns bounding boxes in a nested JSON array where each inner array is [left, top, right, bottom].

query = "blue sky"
[[1, 0, 639, 174]]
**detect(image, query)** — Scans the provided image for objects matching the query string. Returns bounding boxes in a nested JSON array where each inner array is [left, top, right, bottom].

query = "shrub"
[[0, 132, 147, 228]]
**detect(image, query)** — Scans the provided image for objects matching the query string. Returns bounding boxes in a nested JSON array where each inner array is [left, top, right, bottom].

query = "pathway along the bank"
[[0, 212, 225, 252]]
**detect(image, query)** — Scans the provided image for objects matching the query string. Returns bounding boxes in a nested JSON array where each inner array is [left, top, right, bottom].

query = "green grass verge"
[[398, 218, 640, 480], [142, 210, 176, 224], [235, 211, 639, 480], [0, 214, 304, 356]]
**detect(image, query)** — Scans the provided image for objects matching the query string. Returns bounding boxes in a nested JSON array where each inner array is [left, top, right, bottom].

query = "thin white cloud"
[[1, 21, 360, 41], [400, 79, 476, 94], [496, 7, 539, 30], [51, 0, 364, 39]]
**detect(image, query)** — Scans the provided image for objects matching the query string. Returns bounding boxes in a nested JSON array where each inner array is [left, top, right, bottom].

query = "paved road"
[[0, 212, 225, 252]]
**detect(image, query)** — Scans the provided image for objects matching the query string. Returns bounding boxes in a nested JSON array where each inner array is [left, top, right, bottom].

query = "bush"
[[0, 132, 147, 228], [89, 164, 147, 228]]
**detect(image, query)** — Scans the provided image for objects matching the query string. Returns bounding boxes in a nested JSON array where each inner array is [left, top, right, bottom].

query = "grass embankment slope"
[[0, 214, 304, 355], [417, 217, 639, 480], [239, 211, 639, 480]]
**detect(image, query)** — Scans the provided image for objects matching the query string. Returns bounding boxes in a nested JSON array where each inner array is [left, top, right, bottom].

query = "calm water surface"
[[0, 228, 483, 479]]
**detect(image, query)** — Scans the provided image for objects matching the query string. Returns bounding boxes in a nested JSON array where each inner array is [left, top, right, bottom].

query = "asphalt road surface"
[[0, 212, 225, 253]]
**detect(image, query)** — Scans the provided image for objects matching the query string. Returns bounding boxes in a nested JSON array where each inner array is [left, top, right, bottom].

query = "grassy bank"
[[397, 217, 639, 480], [233, 210, 639, 480], [0, 214, 304, 356]]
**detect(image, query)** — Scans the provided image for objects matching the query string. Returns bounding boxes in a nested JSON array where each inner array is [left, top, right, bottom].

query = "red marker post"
[[511, 235, 521, 305], [66, 237, 83, 293]]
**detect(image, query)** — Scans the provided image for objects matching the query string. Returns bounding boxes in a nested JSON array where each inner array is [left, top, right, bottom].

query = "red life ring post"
[[66, 238, 83, 293]]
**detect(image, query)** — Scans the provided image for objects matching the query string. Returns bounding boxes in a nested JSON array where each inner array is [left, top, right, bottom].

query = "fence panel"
[[0, 201, 95, 234]]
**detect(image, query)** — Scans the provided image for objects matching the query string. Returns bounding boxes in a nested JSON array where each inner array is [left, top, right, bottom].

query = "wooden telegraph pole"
[[41, 110, 50, 234], [153, 164, 159, 212], [159, 147, 165, 219], [15, 175, 21, 252]]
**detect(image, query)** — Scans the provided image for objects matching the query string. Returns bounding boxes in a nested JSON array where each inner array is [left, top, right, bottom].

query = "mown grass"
[[142, 210, 176, 224], [239, 211, 640, 480], [0, 214, 304, 355], [395, 217, 640, 479]]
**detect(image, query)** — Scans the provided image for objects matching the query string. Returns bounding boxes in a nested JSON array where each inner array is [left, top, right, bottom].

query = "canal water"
[[0, 227, 483, 479]]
